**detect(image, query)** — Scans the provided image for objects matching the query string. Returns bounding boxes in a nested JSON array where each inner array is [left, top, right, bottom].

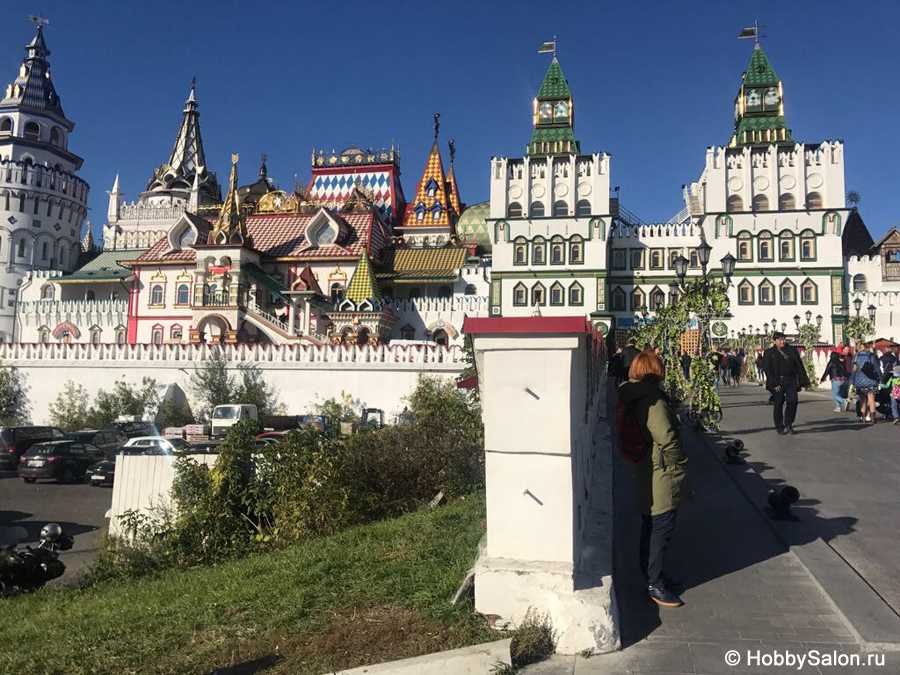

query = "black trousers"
[[772, 378, 799, 430], [640, 510, 678, 586]]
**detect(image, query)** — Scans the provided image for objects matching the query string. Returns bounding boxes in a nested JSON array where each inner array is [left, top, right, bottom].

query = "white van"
[[211, 404, 258, 437]]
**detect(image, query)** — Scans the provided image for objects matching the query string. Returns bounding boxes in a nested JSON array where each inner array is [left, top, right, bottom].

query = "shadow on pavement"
[[208, 654, 281, 675]]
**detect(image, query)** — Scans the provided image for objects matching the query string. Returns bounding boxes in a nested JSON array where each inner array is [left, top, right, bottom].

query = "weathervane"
[[738, 20, 765, 45], [27, 15, 49, 28], [537, 36, 557, 58], [448, 138, 456, 165], [433, 112, 440, 141]]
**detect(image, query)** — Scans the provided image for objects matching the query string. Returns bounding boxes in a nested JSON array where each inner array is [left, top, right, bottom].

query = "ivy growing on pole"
[[845, 316, 874, 346]]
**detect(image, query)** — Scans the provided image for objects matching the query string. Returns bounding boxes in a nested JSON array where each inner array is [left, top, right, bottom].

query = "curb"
[[333, 638, 512, 674], [697, 412, 900, 652]]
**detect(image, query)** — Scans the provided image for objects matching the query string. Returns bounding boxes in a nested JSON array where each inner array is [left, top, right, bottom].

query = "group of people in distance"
[[611, 333, 900, 611]]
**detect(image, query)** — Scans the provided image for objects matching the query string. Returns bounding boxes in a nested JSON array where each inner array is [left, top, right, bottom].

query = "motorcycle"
[[0, 523, 73, 597]]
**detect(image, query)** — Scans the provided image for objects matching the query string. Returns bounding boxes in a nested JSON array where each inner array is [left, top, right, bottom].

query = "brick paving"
[[523, 385, 900, 674]]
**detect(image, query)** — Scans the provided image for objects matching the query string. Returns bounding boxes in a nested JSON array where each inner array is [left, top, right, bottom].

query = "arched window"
[[151, 325, 164, 345], [727, 194, 744, 213], [49, 127, 61, 147], [806, 192, 823, 209], [758, 231, 773, 261], [531, 283, 546, 306], [550, 282, 565, 306], [330, 282, 344, 304], [631, 288, 645, 311], [550, 236, 565, 265], [801, 279, 817, 304], [513, 237, 528, 266], [576, 199, 591, 217], [90, 327, 101, 346], [758, 279, 775, 305], [170, 324, 183, 341], [23, 122, 39, 141], [650, 287, 666, 311], [0, 118, 11, 134], [569, 235, 584, 264], [176, 283, 190, 305], [507, 202, 522, 218], [852, 274, 867, 292], [611, 287, 626, 311], [778, 231, 795, 261], [552, 200, 568, 217], [41, 241, 48, 260], [115, 327, 126, 346], [532, 236, 546, 265], [779, 193, 796, 210], [400, 324, 415, 340], [150, 284, 164, 306], [569, 282, 583, 306], [530, 201, 545, 218], [16, 239, 25, 258], [464, 284, 477, 296], [737, 232, 752, 261], [41, 285, 54, 300], [779, 279, 797, 305], [38, 327, 49, 344], [800, 230, 816, 261], [752, 194, 769, 212], [738, 280, 754, 305], [513, 282, 527, 307]]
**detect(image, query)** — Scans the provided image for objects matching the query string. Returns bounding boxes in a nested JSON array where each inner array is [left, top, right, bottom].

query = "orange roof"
[[401, 141, 459, 230]]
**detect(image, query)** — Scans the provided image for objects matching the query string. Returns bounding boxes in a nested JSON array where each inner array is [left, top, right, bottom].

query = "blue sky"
[[2, 1, 897, 240]]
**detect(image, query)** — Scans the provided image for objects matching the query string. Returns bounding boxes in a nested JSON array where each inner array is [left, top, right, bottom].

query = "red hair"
[[628, 349, 664, 381]]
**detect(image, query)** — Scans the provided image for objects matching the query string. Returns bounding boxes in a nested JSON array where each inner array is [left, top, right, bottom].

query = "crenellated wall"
[[0, 342, 465, 424]]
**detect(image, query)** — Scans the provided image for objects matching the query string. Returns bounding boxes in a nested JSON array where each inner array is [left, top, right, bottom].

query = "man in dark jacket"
[[621, 340, 640, 379], [762, 332, 811, 434]]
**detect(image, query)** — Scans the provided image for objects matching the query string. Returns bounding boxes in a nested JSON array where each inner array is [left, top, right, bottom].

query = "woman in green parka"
[[619, 349, 689, 608]]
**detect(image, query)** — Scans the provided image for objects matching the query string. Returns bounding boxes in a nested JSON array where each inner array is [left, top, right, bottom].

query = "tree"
[[0, 364, 30, 425], [845, 316, 874, 346], [85, 377, 159, 428], [191, 350, 281, 422], [48, 381, 91, 431]]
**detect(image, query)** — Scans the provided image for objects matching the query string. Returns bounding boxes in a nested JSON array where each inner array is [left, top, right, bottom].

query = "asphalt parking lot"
[[0, 469, 112, 584]]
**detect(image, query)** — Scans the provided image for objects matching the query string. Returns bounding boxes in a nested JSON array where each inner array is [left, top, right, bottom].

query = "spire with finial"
[[209, 153, 248, 246], [445, 138, 461, 216], [81, 222, 95, 253], [401, 115, 460, 233], [729, 29, 791, 147], [107, 174, 122, 222], [259, 153, 268, 178], [1, 17, 65, 117]]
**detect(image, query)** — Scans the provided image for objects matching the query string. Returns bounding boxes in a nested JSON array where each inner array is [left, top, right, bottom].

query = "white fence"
[[0, 343, 466, 424], [108, 454, 217, 538]]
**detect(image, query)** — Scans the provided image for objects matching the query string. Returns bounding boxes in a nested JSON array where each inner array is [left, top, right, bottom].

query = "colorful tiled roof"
[[456, 201, 491, 253], [346, 253, 380, 303], [536, 57, 572, 99], [208, 154, 248, 245], [401, 141, 458, 230], [446, 164, 462, 215], [132, 208, 379, 265], [376, 246, 466, 281], [742, 45, 779, 86]]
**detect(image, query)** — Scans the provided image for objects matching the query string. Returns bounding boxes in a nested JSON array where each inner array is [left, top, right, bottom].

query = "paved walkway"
[[525, 385, 896, 674]]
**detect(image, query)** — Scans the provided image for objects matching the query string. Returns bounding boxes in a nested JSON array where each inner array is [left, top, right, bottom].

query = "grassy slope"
[[0, 494, 494, 675]]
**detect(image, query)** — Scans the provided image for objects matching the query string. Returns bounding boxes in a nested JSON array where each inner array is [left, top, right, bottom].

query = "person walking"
[[680, 351, 691, 380], [851, 341, 882, 424], [820, 350, 850, 412], [619, 350, 688, 608], [729, 351, 742, 386], [883, 364, 900, 425], [879, 346, 897, 375], [762, 332, 811, 435], [755, 352, 765, 386]]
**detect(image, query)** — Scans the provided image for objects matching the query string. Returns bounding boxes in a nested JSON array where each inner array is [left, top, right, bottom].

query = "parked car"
[[211, 404, 259, 437], [0, 426, 66, 470], [189, 440, 222, 453], [111, 421, 158, 439], [66, 429, 128, 453], [84, 447, 146, 487], [18, 440, 104, 483], [123, 436, 191, 455]]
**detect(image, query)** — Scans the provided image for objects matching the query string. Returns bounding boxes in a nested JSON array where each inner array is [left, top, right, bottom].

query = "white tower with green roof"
[[488, 55, 613, 330], [678, 41, 849, 345]]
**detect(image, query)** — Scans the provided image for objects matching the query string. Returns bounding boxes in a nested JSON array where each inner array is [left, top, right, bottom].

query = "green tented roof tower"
[[346, 253, 381, 304], [729, 44, 793, 147], [528, 57, 580, 156]]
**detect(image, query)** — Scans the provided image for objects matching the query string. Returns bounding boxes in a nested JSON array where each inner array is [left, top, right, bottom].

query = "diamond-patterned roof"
[[536, 58, 572, 99], [456, 201, 491, 253], [401, 141, 458, 230], [742, 45, 779, 86], [346, 253, 380, 303]]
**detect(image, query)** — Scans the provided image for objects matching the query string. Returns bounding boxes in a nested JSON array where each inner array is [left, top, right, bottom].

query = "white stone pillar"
[[464, 316, 619, 654]]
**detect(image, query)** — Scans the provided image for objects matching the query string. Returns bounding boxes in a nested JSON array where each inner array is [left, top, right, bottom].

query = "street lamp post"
[[853, 297, 863, 317], [867, 304, 877, 323]]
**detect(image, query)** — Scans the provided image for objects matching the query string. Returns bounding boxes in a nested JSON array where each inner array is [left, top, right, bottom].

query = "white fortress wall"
[[0, 343, 465, 424]]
